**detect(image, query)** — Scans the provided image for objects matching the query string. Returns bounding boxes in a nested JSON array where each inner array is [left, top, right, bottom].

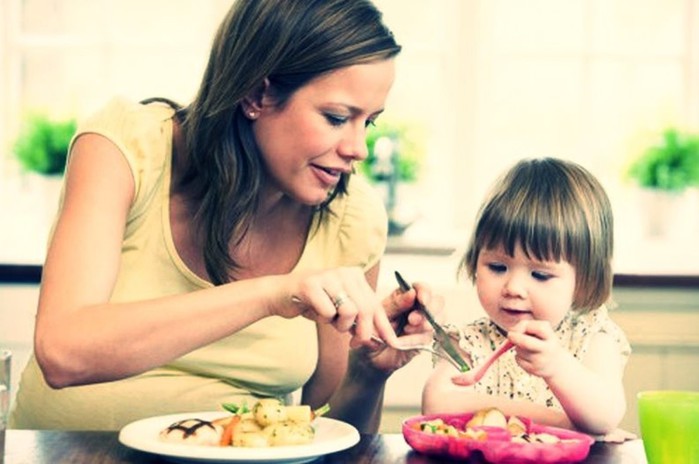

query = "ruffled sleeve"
[[569, 305, 632, 365]]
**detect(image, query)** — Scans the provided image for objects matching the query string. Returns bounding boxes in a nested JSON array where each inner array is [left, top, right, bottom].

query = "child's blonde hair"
[[459, 157, 613, 311]]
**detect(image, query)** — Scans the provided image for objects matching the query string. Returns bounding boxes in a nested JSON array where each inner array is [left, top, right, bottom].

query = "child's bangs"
[[478, 195, 571, 264]]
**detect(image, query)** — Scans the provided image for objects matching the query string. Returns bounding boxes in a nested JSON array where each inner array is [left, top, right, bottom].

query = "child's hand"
[[507, 320, 567, 379]]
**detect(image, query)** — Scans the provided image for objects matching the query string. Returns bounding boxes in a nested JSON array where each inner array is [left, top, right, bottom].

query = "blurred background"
[[2, 0, 698, 266], [1, 0, 698, 434]]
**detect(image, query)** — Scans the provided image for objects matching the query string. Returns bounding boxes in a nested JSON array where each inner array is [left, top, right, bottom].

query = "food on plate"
[[403, 411, 595, 463], [413, 418, 488, 441], [512, 432, 563, 444], [159, 398, 329, 448], [159, 418, 223, 446], [466, 408, 581, 445], [506, 415, 527, 435], [264, 421, 315, 446], [253, 398, 288, 426], [466, 407, 508, 428], [416, 408, 580, 446], [250, 399, 316, 425]]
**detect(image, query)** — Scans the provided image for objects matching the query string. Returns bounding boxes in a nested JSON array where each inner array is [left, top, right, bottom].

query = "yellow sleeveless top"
[[10, 97, 388, 430]]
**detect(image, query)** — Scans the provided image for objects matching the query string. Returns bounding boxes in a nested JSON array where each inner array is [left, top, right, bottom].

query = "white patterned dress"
[[449, 306, 631, 411]]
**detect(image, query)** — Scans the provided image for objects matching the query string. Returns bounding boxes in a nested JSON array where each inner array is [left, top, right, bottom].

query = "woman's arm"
[[35, 134, 398, 389], [35, 134, 283, 388], [302, 265, 383, 432]]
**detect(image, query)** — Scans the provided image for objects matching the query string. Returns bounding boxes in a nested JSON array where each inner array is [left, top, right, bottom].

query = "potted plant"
[[13, 113, 76, 176], [626, 127, 699, 236], [11, 113, 76, 225], [358, 119, 424, 235], [627, 128, 699, 191]]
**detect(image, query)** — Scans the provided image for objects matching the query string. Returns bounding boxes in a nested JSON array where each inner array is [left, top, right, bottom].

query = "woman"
[[10, 0, 434, 432]]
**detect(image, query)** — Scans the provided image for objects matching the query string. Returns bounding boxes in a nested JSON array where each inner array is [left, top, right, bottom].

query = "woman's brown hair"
[[152, 0, 400, 285]]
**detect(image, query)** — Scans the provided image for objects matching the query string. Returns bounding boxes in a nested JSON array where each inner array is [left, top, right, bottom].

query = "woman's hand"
[[276, 267, 399, 348], [359, 282, 440, 374], [278, 270, 439, 375]]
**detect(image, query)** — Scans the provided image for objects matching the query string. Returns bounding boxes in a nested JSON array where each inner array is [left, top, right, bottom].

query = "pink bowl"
[[402, 412, 594, 463]]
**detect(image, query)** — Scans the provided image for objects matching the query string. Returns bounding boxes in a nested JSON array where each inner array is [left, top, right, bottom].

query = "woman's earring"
[[247, 110, 258, 119]]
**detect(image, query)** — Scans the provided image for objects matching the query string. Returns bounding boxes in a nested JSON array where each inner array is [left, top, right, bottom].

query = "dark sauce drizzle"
[[165, 419, 216, 438]]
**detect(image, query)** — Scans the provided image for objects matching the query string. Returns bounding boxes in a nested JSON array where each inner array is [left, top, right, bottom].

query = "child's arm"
[[422, 359, 573, 429], [508, 321, 627, 435]]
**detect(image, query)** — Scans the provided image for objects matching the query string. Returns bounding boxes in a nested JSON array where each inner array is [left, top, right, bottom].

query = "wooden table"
[[1, 430, 647, 463]]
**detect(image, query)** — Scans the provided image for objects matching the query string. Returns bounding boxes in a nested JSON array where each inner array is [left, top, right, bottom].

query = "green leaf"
[[358, 119, 424, 184], [627, 128, 699, 191], [13, 113, 76, 176], [221, 401, 250, 415], [312, 403, 331, 418]]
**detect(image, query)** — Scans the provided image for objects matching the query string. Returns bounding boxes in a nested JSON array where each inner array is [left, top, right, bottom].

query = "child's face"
[[474, 243, 576, 332]]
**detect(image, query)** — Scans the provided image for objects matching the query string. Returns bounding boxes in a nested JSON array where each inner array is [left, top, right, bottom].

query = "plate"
[[119, 411, 360, 464], [402, 412, 594, 463]]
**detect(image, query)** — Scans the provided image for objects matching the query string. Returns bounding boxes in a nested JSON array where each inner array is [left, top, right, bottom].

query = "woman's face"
[[252, 59, 396, 205], [475, 243, 577, 332]]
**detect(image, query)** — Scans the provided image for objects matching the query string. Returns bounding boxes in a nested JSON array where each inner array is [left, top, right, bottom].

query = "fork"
[[394, 271, 471, 372], [392, 342, 468, 371]]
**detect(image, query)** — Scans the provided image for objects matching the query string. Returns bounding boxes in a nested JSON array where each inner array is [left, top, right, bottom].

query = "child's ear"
[[241, 78, 270, 120]]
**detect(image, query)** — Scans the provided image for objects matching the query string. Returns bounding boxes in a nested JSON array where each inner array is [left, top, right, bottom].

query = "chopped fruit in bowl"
[[402, 408, 594, 463]]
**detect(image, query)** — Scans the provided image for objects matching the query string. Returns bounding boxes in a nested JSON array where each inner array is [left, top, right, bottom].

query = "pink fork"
[[452, 340, 514, 386]]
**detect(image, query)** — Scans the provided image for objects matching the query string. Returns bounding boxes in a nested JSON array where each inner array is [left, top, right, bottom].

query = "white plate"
[[118, 411, 360, 464]]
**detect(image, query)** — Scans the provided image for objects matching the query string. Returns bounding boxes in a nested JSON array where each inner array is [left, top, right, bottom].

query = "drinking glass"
[[638, 390, 699, 464], [0, 349, 10, 455]]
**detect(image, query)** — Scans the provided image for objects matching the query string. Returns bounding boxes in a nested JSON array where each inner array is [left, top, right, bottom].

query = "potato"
[[234, 418, 263, 434], [207, 399, 318, 447], [233, 431, 270, 447], [284, 405, 313, 423], [263, 421, 315, 446], [466, 407, 507, 429], [507, 415, 527, 435], [253, 398, 287, 426]]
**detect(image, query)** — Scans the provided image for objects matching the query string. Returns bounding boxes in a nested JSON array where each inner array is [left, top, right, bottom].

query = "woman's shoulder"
[[73, 97, 175, 216], [78, 96, 173, 133], [74, 97, 174, 164]]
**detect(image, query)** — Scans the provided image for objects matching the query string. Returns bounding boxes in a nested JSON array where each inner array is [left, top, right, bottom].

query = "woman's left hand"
[[359, 282, 441, 373]]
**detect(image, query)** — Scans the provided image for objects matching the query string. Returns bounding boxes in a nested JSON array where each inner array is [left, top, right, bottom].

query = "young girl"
[[422, 157, 631, 436]]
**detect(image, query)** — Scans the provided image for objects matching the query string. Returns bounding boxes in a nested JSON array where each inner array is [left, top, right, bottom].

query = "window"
[[378, 0, 699, 273], [2, 0, 698, 272]]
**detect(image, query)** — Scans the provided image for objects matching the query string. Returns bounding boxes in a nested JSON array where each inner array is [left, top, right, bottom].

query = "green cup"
[[638, 390, 699, 464]]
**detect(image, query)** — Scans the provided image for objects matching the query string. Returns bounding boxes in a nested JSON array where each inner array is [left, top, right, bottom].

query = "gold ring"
[[332, 292, 350, 309]]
